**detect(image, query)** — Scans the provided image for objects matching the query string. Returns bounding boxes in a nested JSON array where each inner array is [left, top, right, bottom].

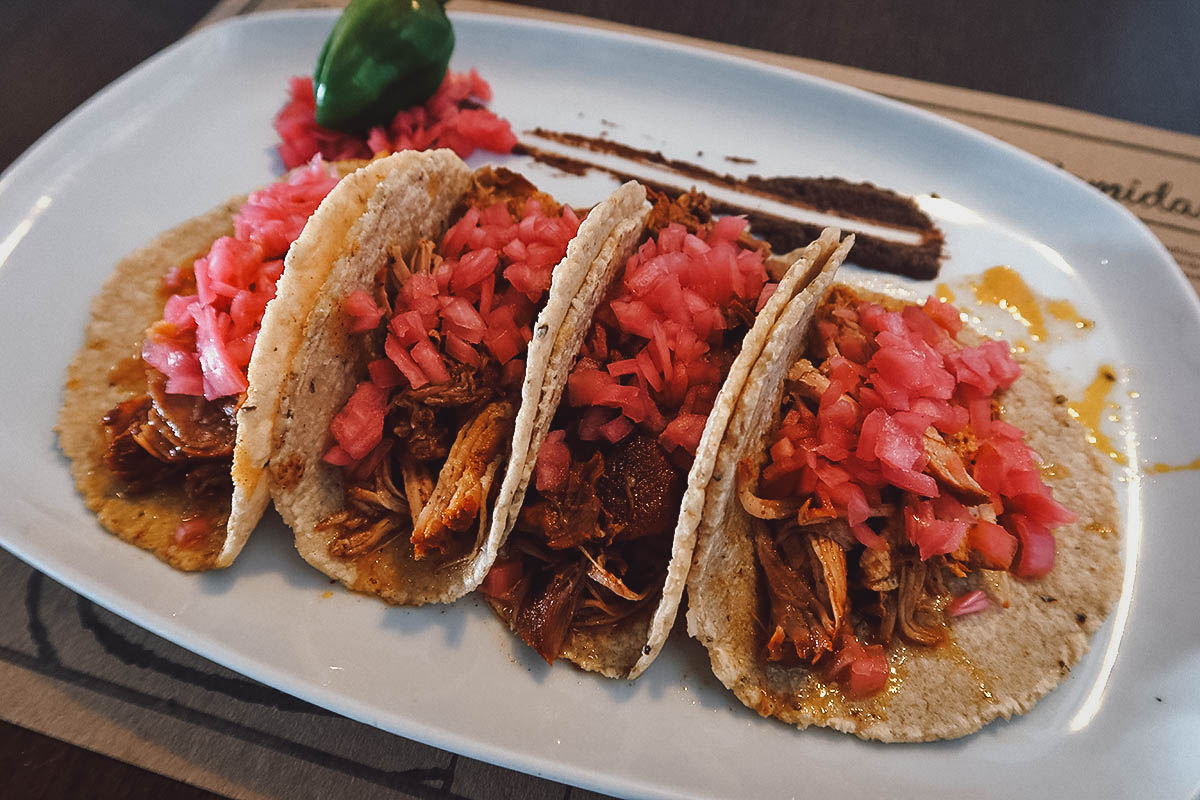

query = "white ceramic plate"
[[3, 11, 1198, 799]]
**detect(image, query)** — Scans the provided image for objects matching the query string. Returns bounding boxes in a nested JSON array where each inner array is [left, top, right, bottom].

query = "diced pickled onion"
[[441, 296, 486, 343], [535, 430, 570, 492], [146, 158, 339, 400], [905, 500, 965, 559], [274, 71, 515, 169], [410, 339, 451, 384], [968, 520, 1018, 569], [345, 289, 383, 333], [600, 415, 635, 443], [350, 438, 393, 481], [192, 306, 248, 400], [385, 334, 429, 388], [367, 358, 403, 389], [1011, 514, 1056, 578], [323, 444, 355, 466], [660, 413, 707, 455], [329, 381, 388, 460], [825, 633, 888, 698], [947, 589, 990, 617]]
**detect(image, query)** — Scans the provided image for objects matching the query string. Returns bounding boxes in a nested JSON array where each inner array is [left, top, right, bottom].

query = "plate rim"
[[1, 9, 1197, 800]]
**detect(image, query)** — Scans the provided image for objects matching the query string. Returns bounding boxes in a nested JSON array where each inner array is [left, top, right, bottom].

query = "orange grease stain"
[[1147, 458, 1200, 474], [971, 266, 1048, 341], [1067, 365, 1127, 465], [1046, 299, 1094, 330]]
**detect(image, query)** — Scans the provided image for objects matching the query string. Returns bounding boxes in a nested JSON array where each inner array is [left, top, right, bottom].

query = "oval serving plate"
[[1, 10, 1198, 799]]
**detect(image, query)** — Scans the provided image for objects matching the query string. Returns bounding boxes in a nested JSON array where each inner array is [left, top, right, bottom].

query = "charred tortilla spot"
[[274, 454, 306, 490]]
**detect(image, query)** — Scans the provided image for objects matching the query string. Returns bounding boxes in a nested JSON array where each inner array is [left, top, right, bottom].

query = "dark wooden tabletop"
[[2, 1, 1198, 797], [3, 0, 1198, 174]]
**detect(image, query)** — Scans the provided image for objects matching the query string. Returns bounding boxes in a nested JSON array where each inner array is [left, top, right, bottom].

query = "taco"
[[478, 188, 855, 678], [686, 279, 1122, 741], [255, 149, 650, 604], [58, 158, 359, 571]]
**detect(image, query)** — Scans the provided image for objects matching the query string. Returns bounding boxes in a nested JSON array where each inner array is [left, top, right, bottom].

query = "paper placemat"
[[5, 2, 1199, 799]]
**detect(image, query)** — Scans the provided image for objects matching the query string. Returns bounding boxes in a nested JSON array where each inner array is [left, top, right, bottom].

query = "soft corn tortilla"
[[231, 150, 469, 570], [263, 152, 651, 604], [490, 228, 855, 678], [686, 281, 1123, 741], [58, 198, 246, 571], [58, 160, 370, 571]]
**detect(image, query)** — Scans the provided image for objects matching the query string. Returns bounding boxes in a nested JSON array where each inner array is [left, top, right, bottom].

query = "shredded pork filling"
[[100, 365, 238, 547], [319, 169, 571, 566], [319, 236, 510, 562], [486, 191, 774, 665], [491, 432, 682, 663], [737, 286, 1062, 693]]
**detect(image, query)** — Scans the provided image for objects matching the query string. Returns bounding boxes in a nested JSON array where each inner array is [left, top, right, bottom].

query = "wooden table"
[[3, 0, 1198, 173], [2, 2, 1198, 797]]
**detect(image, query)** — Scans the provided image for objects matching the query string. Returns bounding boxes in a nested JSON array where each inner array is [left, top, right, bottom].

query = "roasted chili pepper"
[[314, 0, 454, 132]]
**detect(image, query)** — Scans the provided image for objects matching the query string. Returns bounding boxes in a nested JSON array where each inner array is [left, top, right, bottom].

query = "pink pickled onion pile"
[[324, 198, 580, 470], [565, 218, 772, 457], [142, 158, 340, 400], [758, 295, 1075, 578], [275, 71, 517, 170]]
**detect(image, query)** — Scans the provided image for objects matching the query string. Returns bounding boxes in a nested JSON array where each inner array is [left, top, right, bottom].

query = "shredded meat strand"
[[513, 559, 586, 663], [897, 561, 946, 646], [754, 524, 835, 663], [411, 400, 515, 558], [101, 365, 237, 501], [808, 535, 848, 631], [923, 427, 990, 503], [736, 458, 799, 520], [399, 454, 434, 522], [579, 547, 649, 602], [519, 453, 604, 550]]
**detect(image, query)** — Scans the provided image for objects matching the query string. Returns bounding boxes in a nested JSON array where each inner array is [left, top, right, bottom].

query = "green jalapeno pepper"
[[314, 0, 454, 133]]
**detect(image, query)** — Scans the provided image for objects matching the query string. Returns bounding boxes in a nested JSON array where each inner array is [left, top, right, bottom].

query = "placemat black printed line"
[[25, 572, 56, 663], [1140, 217, 1200, 236], [75, 596, 327, 715], [883, 95, 1200, 166], [19, 572, 586, 798], [0, 642, 462, 800], [20, 573, 457, 796]]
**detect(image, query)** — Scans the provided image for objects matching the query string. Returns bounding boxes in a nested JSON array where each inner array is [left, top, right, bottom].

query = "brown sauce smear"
[[515, 130, 946, 279], [106, 354, 145, 391]]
